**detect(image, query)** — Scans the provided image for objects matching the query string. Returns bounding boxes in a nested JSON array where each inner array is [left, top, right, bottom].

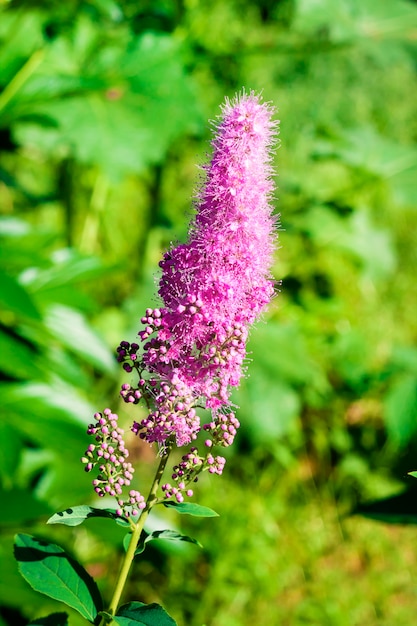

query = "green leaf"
[[14, 534, 103, 622], [13, 31, 202, 179], [0, 327, 45, 380], [21, 250, 108, 294], [43, 304, 117, 374], [131, 529, 202, 556], [354, 488, 417, 524], [48, 506, 122, 527], [0, 269, 41, 321], [408, 471, 417, 479], [162, 501, 218, 517], [0, 486, 52, 524], [0, 422, 22, 488], [111, 601, 177, 625], [384, 374, 417, 445], [29, 613, 69, 626]]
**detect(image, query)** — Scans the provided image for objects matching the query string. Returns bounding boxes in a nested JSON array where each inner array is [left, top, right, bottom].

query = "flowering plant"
[[14, 91, 279, 626]]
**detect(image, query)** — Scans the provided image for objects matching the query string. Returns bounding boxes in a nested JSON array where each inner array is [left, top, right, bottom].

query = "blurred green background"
[[1, 0, 417, 624]]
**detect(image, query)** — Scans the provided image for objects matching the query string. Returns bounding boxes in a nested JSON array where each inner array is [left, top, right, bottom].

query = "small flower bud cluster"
[[81, 408, 145, 517], [161, 446, 226, 502], [203, 411, 240, 447], [116, 341, 140, 373]]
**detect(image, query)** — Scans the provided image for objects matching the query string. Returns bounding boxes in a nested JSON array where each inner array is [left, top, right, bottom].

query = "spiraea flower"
[[115, 90, 279, 501]]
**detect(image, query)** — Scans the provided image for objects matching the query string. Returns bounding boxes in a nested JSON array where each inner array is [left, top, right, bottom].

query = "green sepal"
[[162, 501, 218, 517], [14, 534, 102, 622]]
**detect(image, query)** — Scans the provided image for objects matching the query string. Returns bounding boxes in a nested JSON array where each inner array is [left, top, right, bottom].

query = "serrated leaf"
[[14, 534, 102, 621], [162, 501, 218, 517], [29, 612, 69, 626], [48, 506, 123, 527], [113, 601, 177, 626]]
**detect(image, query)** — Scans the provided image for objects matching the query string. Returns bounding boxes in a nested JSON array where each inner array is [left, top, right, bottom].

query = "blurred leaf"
[[2, 379, 91, 425], [294, 0, 359, 43], [303, 205, 396, 280], [390, 166, 417, 207], [29, 613, 69, 626], [0, 326, 44, 380], [390, 346, 417, 375], [0, 269, 41, 320], [14, 534, 103, 621], [0, 423, 22, 488], [239, 376, 301, 443], [384, 374, 417, 445], [162, 501, 218, 517], [43, 304, 117, 374], [48, 506, 121, 527], [0, 11, 44, 85], [330, 329, 370, 388], [20, 250, 109, 293], [354, 487, 417, 524], [0, 216, 32, 237], [316, 126, 417, 178], [12, 30, 202, 178], [0, 486, 52, 525], [295, 0, 417, 43]]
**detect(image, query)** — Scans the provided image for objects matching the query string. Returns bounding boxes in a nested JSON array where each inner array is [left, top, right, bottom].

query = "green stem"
[[0, 49, 44, 114], [100, 446, 172, 625]]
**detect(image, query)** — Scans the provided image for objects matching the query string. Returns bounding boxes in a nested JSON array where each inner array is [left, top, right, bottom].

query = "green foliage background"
[[1, 0, 417, 624]]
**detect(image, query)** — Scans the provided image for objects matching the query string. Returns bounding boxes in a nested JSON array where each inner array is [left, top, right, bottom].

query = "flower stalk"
[[100, 444, 173, 625]]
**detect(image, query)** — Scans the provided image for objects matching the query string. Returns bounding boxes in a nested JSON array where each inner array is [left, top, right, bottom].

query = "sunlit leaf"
[[14, 534, 102, 621], [112, 601, 177, 626], [130, 529, 202, 556], [48, 506, 121, 527], [162, 501, 218, 517]]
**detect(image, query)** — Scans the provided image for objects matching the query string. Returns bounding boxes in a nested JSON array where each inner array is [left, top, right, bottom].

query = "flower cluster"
[[161, 447, 226, 503], [85, 91, 278, 507], [118, 92, 278, 458], [81, 408, 145, 517]]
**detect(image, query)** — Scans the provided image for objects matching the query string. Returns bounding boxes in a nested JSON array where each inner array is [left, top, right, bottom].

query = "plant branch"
[[99, 444, 173, 625]]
